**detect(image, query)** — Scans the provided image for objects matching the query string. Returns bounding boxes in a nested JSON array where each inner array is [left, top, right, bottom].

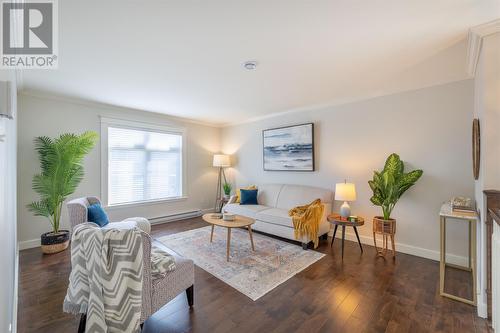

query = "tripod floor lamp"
[[213, 154, 231, 212]]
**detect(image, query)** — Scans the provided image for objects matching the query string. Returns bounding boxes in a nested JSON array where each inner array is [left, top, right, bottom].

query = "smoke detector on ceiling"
[[243, 61, 258, 70]]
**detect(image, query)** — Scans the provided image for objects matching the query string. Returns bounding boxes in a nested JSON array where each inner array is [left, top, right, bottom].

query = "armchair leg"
[[186, 285, 194, 307], [302, 242, 309, 250], [78, 314, 86, 333]]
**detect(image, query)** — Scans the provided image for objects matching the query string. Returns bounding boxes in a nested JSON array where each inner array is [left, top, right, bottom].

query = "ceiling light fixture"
[[243, 61, 258, 70]]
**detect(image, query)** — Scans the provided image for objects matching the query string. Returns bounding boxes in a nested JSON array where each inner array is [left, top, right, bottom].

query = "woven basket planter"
[[41, 230, 70, 254], [373, 217, 396, 234], [372, 217, 396, 258]]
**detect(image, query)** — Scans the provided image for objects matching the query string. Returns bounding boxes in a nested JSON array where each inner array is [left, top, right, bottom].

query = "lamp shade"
[[213, 154, 231, 167], [335, 182, 356, 201]]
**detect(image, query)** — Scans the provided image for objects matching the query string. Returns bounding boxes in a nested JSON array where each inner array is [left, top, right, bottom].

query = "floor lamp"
[[213, 154, 230, 212]]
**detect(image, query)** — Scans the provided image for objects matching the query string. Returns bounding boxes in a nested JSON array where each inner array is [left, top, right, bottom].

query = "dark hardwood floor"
[[18, 217, 490, 333]]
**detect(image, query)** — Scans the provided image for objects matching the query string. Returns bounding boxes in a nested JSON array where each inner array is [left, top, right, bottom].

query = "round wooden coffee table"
[[202, 213, 255, 261], [327, 214, 365, 259]]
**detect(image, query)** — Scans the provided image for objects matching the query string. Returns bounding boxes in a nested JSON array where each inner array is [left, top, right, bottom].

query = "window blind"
[[107, 126, 182, 205]]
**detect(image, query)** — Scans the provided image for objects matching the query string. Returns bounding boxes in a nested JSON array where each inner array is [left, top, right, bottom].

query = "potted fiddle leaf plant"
[[368, 153, 423, 256], [28, 132, 98, 254], [223, 182, 232, 200]]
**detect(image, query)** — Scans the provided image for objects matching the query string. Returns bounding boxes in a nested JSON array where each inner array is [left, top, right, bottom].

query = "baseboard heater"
[[149, 209, 203, 225]]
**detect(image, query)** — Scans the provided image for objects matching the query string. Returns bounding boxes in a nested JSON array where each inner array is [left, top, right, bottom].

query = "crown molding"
[[466, 19, 500, 76], [19, 89, 223, 128]]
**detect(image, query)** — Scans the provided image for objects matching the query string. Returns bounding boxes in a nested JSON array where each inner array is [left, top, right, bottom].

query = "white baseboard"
[[18, 238, 40, 250], [329, 230, 469, 267], [477, 300, 488, 318], [149, 209, 204, 225]]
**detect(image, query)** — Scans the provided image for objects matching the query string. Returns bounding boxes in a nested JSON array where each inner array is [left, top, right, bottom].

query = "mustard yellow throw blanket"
[[288, 199, 324, 248]]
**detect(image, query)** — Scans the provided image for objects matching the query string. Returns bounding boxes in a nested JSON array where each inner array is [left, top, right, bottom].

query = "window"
[[102, 119, 184, 206]]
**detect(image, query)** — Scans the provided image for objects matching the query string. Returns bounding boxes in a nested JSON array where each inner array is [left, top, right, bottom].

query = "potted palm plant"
[[28, 132, 98, 254], [368, 153, 423, 256]]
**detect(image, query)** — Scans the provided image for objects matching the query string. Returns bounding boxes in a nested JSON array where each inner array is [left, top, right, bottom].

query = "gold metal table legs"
[[439, 216, 477, 306]]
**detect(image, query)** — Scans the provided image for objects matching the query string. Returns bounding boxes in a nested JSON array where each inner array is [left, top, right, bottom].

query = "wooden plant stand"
[[373, 217, 396, 258]]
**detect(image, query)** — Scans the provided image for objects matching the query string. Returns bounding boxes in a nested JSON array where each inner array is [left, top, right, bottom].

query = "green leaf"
[[400, 169, 423, 185], [370, 196, 383, 206], [383, 153, 402, 177], [368, 180, 376, 191], [397, 169, 423, 196], [27, 200, 51, 218]]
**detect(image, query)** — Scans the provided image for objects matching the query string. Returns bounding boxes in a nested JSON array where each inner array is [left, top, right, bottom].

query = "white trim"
[[105, 196, 188, 211], [100, 116, 186, 134], [466, 19, 500, 76], [100, 117, 188, 207], [329, 230, 469, 267], [19, 89, 222, 128], [220, 79, 473, 127], [477, 300, 488, 319], [149, 209, 203, 224], [18, 238, 41, 250], [12, 245, 19, 333]]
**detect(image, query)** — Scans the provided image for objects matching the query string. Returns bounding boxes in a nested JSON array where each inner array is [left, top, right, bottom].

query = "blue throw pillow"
[[87, 203, 109, 227], [240, 189, 258, 205]]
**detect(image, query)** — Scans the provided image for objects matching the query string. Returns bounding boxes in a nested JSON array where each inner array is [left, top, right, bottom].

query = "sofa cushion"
[[235, 185, 257, 203], [223, 203, 269, 219], [255, 208, 293, 228], [87, 203, 109, 227], [240, 189, 258, 205], [276, 184, 333, 210], [256, 184, 283, 207]]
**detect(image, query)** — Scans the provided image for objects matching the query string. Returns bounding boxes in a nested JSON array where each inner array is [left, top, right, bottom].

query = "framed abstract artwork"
[[262, 123, 314, 171]]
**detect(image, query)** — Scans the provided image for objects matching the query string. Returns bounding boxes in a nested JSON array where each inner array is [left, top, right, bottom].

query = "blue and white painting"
[[263, 123, 314, 171]]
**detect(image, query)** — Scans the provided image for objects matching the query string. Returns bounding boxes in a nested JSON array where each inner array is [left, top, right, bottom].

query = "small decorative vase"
[[372, 217, 396, 258], [40, 230, 70, 254], [223, 194, 230, 200]]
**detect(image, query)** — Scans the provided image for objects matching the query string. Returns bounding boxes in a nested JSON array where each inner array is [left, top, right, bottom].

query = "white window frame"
[[100, 116, 187, 208]]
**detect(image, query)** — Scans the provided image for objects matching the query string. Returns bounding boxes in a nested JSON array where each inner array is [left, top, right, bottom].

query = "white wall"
[[473, 32, 500, 318], [0, 70, 18, 332], [17, 93, 220, 247], [222, 80, 475, 262]]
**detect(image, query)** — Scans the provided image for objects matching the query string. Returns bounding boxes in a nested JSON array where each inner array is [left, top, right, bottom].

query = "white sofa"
[[223, 184, 333, 249]]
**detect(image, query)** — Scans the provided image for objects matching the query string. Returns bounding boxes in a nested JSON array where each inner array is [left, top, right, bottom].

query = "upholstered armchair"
[[66, 197, 195, 329]]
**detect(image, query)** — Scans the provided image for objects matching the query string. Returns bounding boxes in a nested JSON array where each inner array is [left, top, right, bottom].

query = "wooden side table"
[[439, 202, 478, 306], [327, 214, 364, 259]]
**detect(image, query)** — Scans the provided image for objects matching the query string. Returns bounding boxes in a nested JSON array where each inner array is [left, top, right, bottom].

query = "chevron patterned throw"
[[63, 223, 143, 333]]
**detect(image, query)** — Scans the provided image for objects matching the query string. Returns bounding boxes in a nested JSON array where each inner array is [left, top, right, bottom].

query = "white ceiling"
[[21, 0, 499, 126]]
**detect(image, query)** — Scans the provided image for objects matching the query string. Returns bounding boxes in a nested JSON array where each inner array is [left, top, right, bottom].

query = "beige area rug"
[[158, 226, 325, 300]]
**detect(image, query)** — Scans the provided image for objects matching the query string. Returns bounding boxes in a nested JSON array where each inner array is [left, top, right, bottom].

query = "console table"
[[439, 202, 478, 305]]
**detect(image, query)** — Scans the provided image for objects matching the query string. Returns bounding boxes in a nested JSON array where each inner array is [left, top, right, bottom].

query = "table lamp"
[[213, 154, 231, 211], [335, 181, 357, 218]]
